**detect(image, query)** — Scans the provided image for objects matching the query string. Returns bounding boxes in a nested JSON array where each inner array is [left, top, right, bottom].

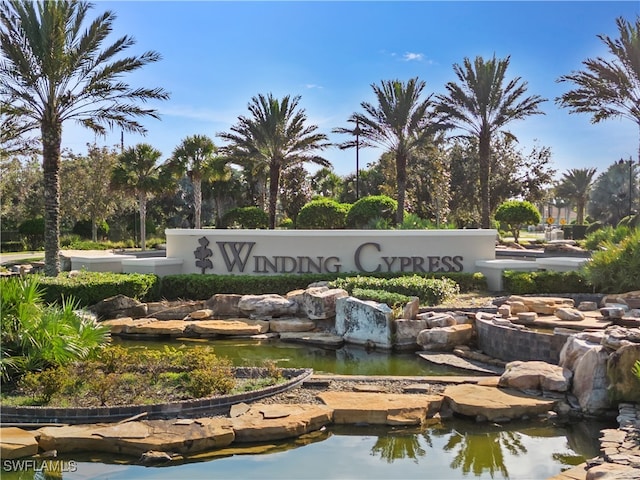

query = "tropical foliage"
[[111, 144, 170, 250], [0, 0, 168, 274], [218, 94, 330, 229], [555, 168, 597, 225], [584, 228, 640, 293], [168, 135, 228, 228], [557, 16, 640, 165], [1, 276, 109, 384], [435, 55, 546, 229], [335, 78, 437, 224]]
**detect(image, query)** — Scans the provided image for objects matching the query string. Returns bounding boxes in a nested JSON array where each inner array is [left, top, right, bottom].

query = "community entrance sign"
[[165, 229, 497, 275]]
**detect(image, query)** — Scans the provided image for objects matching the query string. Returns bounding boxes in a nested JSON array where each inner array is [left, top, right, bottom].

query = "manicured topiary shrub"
[[346, 195, 397, 229], [502, 270, 593, 294], [220, 207, 268, 229], [38, 272, 160, 306], [296, 198, 351, 229]]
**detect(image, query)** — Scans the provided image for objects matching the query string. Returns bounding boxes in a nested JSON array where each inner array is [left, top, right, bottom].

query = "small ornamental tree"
[[494, 200, 541, 243]]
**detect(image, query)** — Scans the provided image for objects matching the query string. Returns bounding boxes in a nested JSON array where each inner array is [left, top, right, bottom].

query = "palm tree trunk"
[[395, 152, 407, 225], [138, 191, 147, 251], [268, 163, 280, 229], [41, 120, 62, 276], [479, 130, 492, 229], [193, 176, 202, 229]]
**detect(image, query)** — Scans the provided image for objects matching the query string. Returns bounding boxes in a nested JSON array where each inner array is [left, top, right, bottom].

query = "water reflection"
[[2, 420, 610, 480]]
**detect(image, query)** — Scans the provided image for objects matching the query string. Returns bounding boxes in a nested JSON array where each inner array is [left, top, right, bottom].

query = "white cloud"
[[305, 84, 324, 90], [403, 52, 425, 62]]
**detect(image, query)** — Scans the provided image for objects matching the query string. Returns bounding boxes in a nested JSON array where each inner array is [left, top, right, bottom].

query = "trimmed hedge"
[[351, 288, 413, 307], [38, 272, 160, 306], [330, 275, 459, 306], [502, 270, 593, 295], [159, 271, 483, 301], [19, 270, 484, 307]]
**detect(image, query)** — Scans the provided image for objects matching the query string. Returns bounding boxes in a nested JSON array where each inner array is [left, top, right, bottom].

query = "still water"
[[111, 337, 458, 376], [5, 340, 608, 479], [4, 420, 606, 480]]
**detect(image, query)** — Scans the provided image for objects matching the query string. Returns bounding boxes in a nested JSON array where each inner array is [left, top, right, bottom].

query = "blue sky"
[[65, 1, 639, 179]]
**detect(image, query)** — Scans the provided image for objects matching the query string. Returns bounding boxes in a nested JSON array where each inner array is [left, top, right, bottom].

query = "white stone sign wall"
[[165, 229, 497, 276]]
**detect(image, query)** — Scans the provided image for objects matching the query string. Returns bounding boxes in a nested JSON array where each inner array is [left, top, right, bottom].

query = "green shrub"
[[351, 288, 412, 307], [72, 219, 109, 239], [38, 271, 160, 306], [221, 207, 268, 229], [159, 271, 482, 301], [186, 364, 235, 398], [585, 228, 640, 293], [297, 198, 351, 229], [279, 218, 294, 229], [503, 270, 593, 294], [18, 217, 44, 250], [1, 276, 109, 384], [19, 368, 68, 403], [583, 225, 632, 250], [0, 241, 25, 253], [346, 195, 397, 228], [330, 274, 459, 305], [398, 213, 430, 230]]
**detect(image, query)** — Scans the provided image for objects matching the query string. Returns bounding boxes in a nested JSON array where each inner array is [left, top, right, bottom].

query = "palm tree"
[[435, 55, 546, 229], [0, 0, 169, 275], [218, 93, 330, 229], [168, 135, 228, 228], [557, 16, 640, 164], [334, 78, 436, 225], [555, 168, 597, 225], [111, 144, 168, 251]]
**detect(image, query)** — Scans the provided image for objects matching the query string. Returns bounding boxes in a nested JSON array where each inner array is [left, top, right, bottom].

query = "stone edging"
[[1, 368, 312, 425]]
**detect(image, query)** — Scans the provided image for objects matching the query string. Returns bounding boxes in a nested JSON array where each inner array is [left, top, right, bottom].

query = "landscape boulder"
[[498, 360, 572, 392], [335, 297, 394, 349], [301, 287, 348, 320], [606, 343, 640, 403], [416, 324, 474, 351], [238, 294, 297, 318], [205, 294, 242, 317], [91, 294, 147, 320]]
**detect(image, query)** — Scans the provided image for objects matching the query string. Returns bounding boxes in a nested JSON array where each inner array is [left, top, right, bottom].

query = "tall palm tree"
[[557, 16, 640, 164], [168, 135, 228, 228], [334, 78, 436, 225], [0, 0, 169, 275], [555, 168, 597, 225], [218, 93, 330, 229], [111, 144, 167, 251], [435, 55, 546, 229]]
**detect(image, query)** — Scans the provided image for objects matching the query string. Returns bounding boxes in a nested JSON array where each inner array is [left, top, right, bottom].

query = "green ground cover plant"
[[0, 276, 109, 385], [2, 345, 284, 407]]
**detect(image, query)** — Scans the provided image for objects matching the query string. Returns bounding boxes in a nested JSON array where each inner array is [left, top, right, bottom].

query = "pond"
[[2, 419, 609, 480], [112, 337, 460, 376]]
